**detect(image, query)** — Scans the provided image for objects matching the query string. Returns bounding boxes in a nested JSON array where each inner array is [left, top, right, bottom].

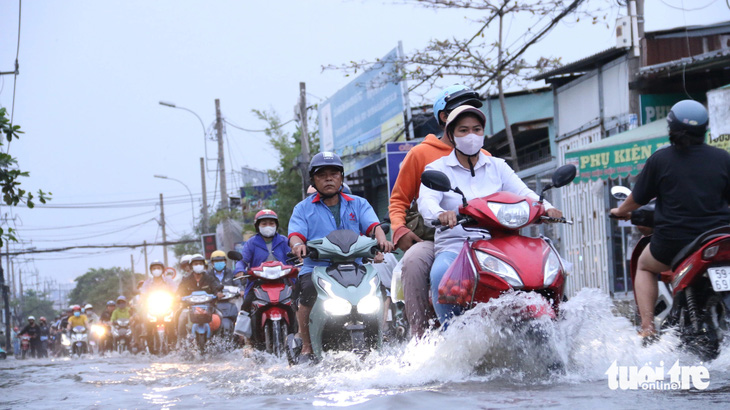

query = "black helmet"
[[667, 100, 708, 137], [309, 152, 344, 177]]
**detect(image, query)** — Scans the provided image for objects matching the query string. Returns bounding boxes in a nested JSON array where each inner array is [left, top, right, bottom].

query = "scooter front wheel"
[[272, 321, 286, 358], [196, 333, 206, 354]]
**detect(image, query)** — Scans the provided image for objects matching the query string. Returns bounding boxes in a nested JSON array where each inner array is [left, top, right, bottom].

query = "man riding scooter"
[[176, 254, 223, 342], [140, 260, 178, 353], [208, 250, 240, 338]]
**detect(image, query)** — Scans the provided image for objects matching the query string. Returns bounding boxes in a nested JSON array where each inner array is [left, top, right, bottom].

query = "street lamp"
[[158, 101, 210, 166], [154, 175, 196, 230]]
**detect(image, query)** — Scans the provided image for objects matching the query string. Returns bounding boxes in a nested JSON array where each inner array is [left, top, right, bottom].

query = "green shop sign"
[[640, 93, 704, 125]]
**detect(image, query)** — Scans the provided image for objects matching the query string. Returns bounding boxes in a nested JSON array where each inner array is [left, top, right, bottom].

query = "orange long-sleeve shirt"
[[388, 134, 490, 244]]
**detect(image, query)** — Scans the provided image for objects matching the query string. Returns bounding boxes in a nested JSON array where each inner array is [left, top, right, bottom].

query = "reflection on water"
[[3, 288, 730, 408]]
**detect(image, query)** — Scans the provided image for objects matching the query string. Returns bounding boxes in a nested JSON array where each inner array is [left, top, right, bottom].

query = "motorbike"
[[0, 344, 6, 359], [111, 318, 132, 353], [89, 323, 107, 355], [306, 229, 385, 360], [181, 291, 218, 353], [216, 286, 242, 340], [70, 326, 89, 356], [20, 334, 31, 359], [419, 164, 576, 322], [145, 290, 175, 355], [610, 185, 730, 360], [227, 251, 299, 362]]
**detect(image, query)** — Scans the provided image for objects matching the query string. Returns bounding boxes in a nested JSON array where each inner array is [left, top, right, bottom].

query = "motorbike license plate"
[[707, 267, 730, 291]]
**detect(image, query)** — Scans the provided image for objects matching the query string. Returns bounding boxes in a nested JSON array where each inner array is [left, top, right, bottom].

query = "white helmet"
[[28, 316, 35, 321], [180, 254, 193, 265], [84, 304, 93, 310]]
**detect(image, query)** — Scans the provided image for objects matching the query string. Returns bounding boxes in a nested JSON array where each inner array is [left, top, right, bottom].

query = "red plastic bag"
[[437, 241, 476, 305]]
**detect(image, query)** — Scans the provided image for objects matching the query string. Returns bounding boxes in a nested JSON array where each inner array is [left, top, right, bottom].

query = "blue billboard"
[[319, 47, 407, 174], [385, 141, 417, 196]]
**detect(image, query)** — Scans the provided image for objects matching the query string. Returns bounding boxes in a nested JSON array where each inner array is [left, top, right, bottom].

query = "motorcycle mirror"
[[610, 186, 632, 200], [380, 222, 391, 235], [551, 164, 577, 188], [227, 250, 243, 261], [421, 170, 452, 192]]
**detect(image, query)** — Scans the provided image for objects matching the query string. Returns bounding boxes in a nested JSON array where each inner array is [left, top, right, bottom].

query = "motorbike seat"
[[326, 229, 359, 254], [670, 225, 730, 271]]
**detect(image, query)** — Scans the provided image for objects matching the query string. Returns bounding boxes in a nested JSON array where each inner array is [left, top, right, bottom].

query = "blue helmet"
[[433, 84, 483, 126], [667, 100, 708, 137], [309, 152, 344, 177]]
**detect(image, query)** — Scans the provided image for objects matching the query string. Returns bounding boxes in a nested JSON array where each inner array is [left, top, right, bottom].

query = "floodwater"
[[3, 289, 729, 409]]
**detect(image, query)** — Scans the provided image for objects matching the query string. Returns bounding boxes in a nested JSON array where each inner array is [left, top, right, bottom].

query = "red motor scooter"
[[228, 251, 299, 363], [420, 164, 576, 322], [611, 186, 730, 360]]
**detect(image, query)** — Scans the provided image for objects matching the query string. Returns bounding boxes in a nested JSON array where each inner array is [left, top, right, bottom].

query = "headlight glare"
[[357, 295, 381, 314]]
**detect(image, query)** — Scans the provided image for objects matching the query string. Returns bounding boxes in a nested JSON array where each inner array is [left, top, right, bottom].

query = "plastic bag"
[[390, 258, 405, 303], [234, 311, 252, 338], [437, 241, 476, 305]]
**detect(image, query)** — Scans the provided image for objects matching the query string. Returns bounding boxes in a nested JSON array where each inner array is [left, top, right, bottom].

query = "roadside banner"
[[385, 141, 417, 196]]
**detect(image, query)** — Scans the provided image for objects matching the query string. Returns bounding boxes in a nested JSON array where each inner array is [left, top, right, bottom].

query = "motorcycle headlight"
[[318, 277, 352, 316], [356, 277, 381, 314], [148, 291, 174, 316], [61, 334, 71, 346], [543, 249, 562, 287], [91, 324, 105, 337], [474, 250, 523, 288], [487, 201, 530, 229], [261, 266, 290, 279]]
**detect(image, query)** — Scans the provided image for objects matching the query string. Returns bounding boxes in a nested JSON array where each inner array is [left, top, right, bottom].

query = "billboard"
[[385, 141, 417, 196], [318, 47, 408, 174]]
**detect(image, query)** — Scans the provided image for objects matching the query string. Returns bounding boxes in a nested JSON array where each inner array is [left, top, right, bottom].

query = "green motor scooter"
[[307, 229, 384, 359]]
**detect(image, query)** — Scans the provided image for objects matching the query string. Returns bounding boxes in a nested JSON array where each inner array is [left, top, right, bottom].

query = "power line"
[[223, 118, 295, 133], [1, 239, 197, 256], [12, 209, 158, 231], [25, 218, 156, 242], [659, 0, 718, 11]]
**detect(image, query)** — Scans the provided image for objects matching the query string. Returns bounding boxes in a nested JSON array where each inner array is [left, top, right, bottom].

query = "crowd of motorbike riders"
[[12, 83, 722, 362]]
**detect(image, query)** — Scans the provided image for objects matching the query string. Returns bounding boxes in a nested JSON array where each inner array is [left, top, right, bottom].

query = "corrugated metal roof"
[[638, 48, 730, 76], [532, 48, 626, 81], [646, 20, 730, 39]]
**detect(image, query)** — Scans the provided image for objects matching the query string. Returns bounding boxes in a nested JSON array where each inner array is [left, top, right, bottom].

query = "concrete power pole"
[[143, 240, 149, 278], [160, 193, 168, 267], [298, 82, 311, 199], [200, 157, 209, 233], [627, 0, 645, 118], [215, 99, 228, 209]]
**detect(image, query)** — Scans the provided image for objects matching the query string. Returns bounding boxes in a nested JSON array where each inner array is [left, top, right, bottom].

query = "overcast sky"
[[0, 0, 727, 292]]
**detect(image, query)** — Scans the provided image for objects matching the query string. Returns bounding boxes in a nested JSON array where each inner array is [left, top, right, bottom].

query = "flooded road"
[[3, 289, 730, 409]]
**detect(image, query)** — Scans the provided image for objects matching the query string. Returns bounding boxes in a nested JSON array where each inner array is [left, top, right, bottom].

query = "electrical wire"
[[223, 118, 295, 133], [15, 209, 158, 231], [659, 0, 719, 11], [6, 0, 22, 155], [26, 218, 156, 242]]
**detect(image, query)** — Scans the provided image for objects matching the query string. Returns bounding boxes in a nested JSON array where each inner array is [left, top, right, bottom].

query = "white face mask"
[[151, 268, 163, 277], [260, 226, 276, 237], [454, 133, 484, 156], [192, 265, 205, 273]]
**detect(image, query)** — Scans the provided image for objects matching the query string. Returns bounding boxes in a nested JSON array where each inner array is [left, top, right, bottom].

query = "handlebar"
[[540, 216, 574, 225], [432, 216, 472, 232]]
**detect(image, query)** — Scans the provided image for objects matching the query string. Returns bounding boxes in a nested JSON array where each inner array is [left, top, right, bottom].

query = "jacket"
[[233, 233, 291, 274], [177, 272, 223, 297], [388, 134, 491, 244], [208, 266, 237, 288]]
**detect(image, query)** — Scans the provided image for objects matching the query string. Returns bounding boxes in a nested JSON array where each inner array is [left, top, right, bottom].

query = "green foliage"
[[172, 233, 203, 267], [252, 109, 318, 232], [13, 289, 57, 321], [0, 107, 52, 246], [67, 267, 144, 310]]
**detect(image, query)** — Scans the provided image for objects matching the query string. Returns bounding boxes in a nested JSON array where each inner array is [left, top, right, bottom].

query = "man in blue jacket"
[[234, 209, 291, 312]]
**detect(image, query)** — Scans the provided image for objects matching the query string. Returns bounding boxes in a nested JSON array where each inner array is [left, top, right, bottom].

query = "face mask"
[[260, 226, 276, 237], [454, 133, 484, 156], [118, 303, 126, 309], [74, 312, 80, 317], [151, 268, 162, 277], [214, 261, 226, 271], [193, 265, 205, 273]]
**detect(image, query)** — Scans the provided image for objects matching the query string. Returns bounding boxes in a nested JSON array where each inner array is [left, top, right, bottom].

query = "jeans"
[[401, 241, 435, 337], [430, 251, 463, 326]]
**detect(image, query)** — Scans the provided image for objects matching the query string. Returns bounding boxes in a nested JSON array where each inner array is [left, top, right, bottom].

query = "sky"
[[0, 0, 728, 294]]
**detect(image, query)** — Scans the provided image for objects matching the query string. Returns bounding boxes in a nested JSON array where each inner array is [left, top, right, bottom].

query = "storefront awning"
[[565, 120, 669, 183]]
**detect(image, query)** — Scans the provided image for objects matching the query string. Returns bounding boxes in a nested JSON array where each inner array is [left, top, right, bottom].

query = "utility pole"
[[129, 254, 134, 285], [160, 193, 168, 267], [1, 265, 11, 353], [200, 157, 209, 233], [143, 240, 149, 278], [298, 82, 311, 199], [215, 99, 228, 209], [627, 0, 645, 120], [10, 260, 15, 299]]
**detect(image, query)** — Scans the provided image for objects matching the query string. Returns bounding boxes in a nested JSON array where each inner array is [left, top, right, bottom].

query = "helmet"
[[116, 295, 127, 303], [211, 250, 226, 262], [433, 84, 483, 126], [254, 209, 279, 232], [180, 254, 193, 266], [341, 183, 352, 195], [149, 259, 165, 270], [84, 304, 93, 310], [28, 315, 35, 321], [106, 300, 116, 306], [667, 99, 708, 137], [40, 316, 47, 322], [309, 152, 344, 177], [191, 254, 205, 263], [71, 305, 81, 312]]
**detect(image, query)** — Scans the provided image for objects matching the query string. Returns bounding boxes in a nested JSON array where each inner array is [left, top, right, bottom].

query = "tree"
[[172, 234, 203, 266], [0, 107, 51, 246], [325, 0, 611, 170], [68, 267, 144, 311], [13, 289, 56, 322], [252, 109, 318, 232]]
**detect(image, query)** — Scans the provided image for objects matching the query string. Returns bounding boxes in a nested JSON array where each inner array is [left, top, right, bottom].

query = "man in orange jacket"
[[389, 84, 489, 337]]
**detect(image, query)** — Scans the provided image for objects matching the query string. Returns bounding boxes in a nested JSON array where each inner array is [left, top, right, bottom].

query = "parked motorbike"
[[20, 334, 31, 359], [306, 229, 385, 360], [181, 291, 218, 354], [610, 185, 730, 360], [228, 251, 299, 362], [70, 326, 89, 356], [111, 318, 132, 353], [145, 290, 175, 355]]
